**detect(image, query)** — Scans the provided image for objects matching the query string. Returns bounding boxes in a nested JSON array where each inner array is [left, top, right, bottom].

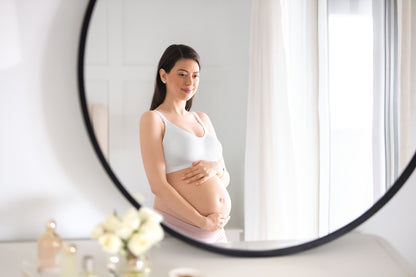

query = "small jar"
[[80, 255, 98, 277]]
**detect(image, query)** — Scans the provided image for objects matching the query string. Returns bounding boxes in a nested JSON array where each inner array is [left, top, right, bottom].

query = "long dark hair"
[[150, 44, 201, 111]]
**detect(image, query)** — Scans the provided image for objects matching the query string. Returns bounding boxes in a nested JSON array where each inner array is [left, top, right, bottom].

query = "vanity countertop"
[[1, 231, 414, 277]]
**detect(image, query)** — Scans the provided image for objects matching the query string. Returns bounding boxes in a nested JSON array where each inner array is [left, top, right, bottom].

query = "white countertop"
[[1, 231, 415, 277]]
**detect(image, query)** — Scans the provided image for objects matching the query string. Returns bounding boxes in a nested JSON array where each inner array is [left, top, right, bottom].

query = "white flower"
[[98, 233, 123, 254], [116, 208, 141, 240], [140, 220, 164, 244], [127, 233, 152, 257], [137, 207, 163, 223], [93, 207, 164, 257], [115, 225, 133, 241], [104, 213, 122, 233], [91, 223, 105, 239], [122, 208, 141, 229]]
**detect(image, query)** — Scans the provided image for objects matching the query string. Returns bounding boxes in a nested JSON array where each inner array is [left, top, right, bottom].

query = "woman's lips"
[[182, 88, 193, 93]]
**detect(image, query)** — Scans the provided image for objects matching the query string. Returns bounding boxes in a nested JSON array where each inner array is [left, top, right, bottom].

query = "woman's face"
[[160, 58, 200, 102]]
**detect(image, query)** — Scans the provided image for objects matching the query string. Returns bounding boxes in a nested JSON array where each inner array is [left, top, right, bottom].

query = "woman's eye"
[[193, 75, 199, 78], [179, 73, 186, 77]]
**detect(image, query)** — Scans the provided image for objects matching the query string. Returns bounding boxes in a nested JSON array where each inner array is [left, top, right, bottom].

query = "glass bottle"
[[37, 219, 62, 274], [80, 255, 98, 277]]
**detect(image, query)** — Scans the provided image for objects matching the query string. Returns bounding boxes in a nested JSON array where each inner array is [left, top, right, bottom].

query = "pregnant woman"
[[140, 44, 231, 243]]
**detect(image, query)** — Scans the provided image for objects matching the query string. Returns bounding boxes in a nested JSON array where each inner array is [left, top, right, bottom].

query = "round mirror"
[[78, 0, 416, 256]]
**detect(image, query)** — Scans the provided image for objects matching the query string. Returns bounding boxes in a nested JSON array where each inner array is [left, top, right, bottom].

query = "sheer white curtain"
[[0, 0, 21, 69], [398, 0, 416, 169], [244, 0, 319, 241]]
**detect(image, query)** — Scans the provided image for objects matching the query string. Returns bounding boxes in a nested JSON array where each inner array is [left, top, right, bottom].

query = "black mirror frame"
[[77, 0, 416, 257]]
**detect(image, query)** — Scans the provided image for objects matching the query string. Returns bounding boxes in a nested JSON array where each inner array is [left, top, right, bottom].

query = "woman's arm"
[[140, 111, 227, 231]]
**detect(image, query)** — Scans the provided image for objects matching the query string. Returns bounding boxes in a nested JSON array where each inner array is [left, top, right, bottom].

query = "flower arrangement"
[[91, 207, 164, 262]]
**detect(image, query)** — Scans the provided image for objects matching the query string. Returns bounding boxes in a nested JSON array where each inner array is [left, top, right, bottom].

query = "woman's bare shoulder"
[[140, 110, 165, 142], [140, 110, 165, 131], [141, 110, 161, 122]]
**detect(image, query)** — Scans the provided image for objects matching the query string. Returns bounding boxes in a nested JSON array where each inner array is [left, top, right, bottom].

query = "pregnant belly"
[[166, 169, 231, 217]]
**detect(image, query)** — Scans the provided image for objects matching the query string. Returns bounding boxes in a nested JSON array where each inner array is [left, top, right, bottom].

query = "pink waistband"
[[157, 210, 227, 244]]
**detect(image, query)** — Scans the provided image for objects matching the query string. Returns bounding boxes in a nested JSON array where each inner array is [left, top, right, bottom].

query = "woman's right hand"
[[201, 213, 230, 232]]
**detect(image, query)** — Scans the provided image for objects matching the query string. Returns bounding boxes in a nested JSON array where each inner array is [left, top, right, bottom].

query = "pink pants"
[[157, 210, 228, 244]]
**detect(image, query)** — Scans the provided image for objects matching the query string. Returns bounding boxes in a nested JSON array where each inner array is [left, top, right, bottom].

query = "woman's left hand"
[[182, 160, 222, 185]]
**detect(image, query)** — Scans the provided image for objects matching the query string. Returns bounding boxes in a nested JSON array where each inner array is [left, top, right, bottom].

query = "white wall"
[[0, 0, 129, 240], [0, 0, 415, 268]]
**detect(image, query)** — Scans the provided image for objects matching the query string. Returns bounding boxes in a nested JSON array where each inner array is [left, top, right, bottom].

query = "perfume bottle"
[[37, 219, 62, 274]]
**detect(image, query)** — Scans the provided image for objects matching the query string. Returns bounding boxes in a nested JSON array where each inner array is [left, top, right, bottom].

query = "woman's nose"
[[185, 75, 192, 86]]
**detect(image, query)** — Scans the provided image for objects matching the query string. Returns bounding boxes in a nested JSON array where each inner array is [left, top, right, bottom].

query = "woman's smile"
[[160, 58, 200, 101], [182, 88, 193, 94]]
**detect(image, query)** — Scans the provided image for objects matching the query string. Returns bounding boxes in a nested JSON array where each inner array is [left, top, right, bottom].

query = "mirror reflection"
[[140, 45, 231, 243], [84, 0, 416, 250]]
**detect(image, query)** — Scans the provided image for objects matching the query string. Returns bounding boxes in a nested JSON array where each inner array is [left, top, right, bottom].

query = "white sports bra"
[[154, 110, 223, 173]]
